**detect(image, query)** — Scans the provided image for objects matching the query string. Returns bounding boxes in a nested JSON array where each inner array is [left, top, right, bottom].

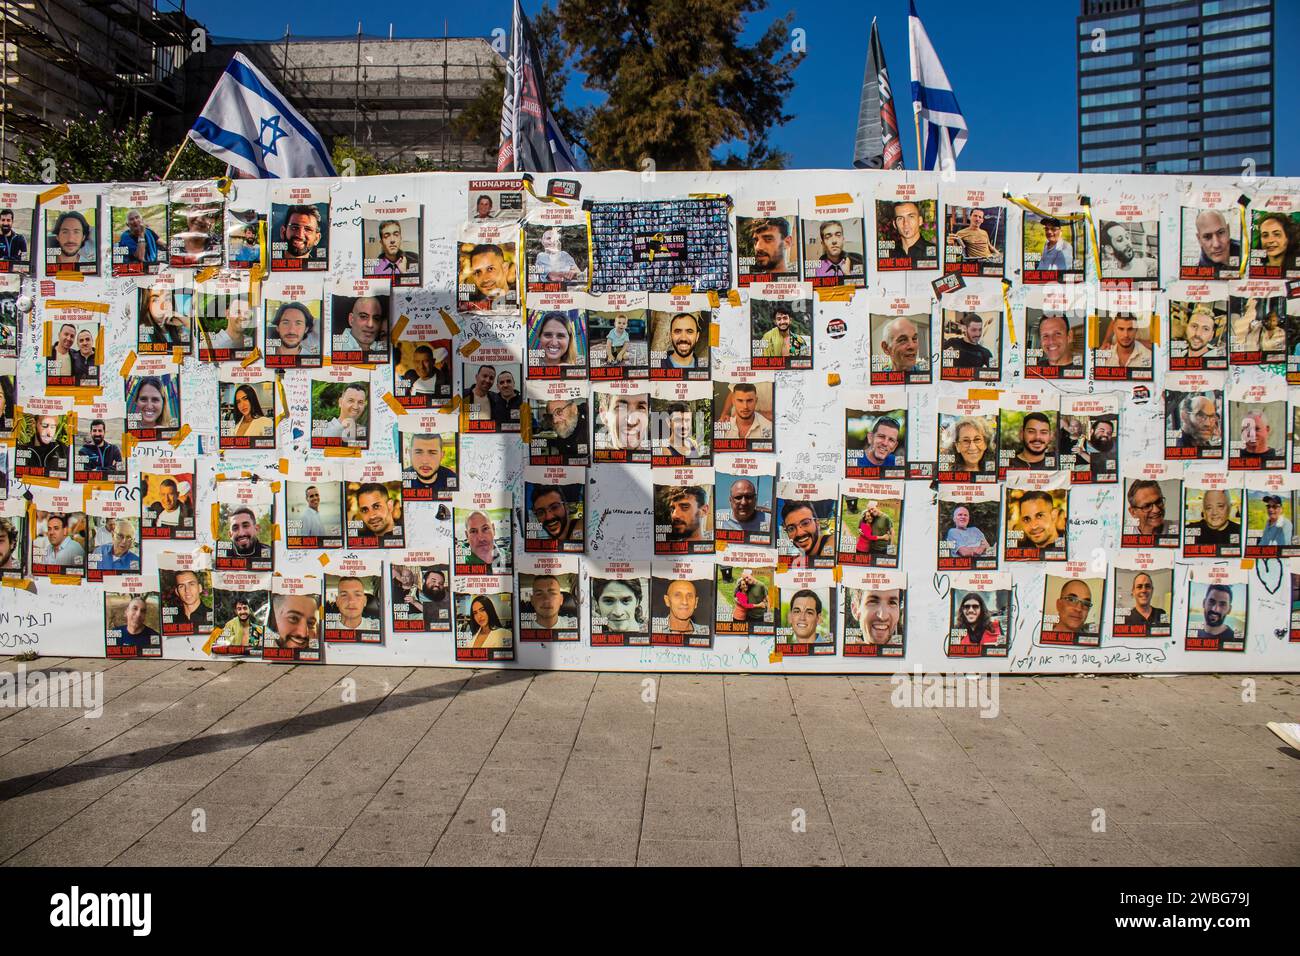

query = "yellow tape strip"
[[1082, 202, 1104, 279], [1238, 204, 1249, 278], [726, 290, 741, 307], [202, 627, 220, 655], [670, 284, 693, 295], [21, 475, 60, 488], [210, 502, 220, 538], [391, 314, 409, 341], [1001, 280, 1017, 346], [0, 577, 33, 590], [815, 193, 853, 207], [706, 290, 720, 309], [172, 344, 185, 364], [1088, 315, 1100, 350], [240, 347, 262, 368], [967, 388, 1001, 401], [47, 574, 81, 586], [194, 267, 219, 284], [827, 373, 841, 387], [520, 402, 532, 443], [119, 352, 137, 378], [715, 540, 727, 552], [37, 183, 69, 203], [255, 220, 269, 281], [1150, 312, 1161, 346], [439, 308, 461, 335], [768, 651, 783, 664], [383, 393, 407, 416], [275, 378, 288, 426], [277, 458, 289, 474], [121, 433, 137, 458], [53, 271, 84, 282], [708, 324, 720, 347], [323, 446, 361, 458], [459, 338, 481, 357], [169, 423, 191, 447], [45, 299, 110, 312], [816, 286, 854, 302], [318, 553, 331, 566]]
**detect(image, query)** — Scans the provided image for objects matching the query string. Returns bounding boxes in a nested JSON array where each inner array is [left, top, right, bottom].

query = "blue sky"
[[189, 0, 1296, 175]]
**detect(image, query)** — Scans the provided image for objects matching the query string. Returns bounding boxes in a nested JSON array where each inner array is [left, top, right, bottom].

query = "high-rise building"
[[1077, 0, 1273, 176]]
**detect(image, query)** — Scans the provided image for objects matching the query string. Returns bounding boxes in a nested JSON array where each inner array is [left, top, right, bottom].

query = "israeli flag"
[[909, 0, 968, 173], [188, 53, 337, 179]]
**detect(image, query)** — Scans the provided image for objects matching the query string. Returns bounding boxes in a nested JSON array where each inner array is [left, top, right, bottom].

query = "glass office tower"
[[1077, 0, 1273, 175]]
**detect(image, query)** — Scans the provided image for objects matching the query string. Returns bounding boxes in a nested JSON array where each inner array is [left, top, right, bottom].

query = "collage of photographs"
[[1, 176, 1299, 670]]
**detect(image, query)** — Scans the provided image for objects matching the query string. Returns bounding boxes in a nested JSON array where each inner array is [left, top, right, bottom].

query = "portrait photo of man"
[[527, 484, 583, 547], [942, 311, 996, 372], [460, 242, 516, 310], [276, 203, 324, 263], [716, 475, 771, 540], [743, 216, 794, 278], [780, 499, 834, 568], [1185, 489, 1241, 549], [1099, 221, 1157, 279]]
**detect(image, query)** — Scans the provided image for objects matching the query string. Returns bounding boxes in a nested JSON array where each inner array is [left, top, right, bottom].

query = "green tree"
[[558, 0, 802, 170], [3, 112, 224, 184]]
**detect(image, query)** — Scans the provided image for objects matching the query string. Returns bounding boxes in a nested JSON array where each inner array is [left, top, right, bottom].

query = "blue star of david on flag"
[[187, 53, 337, 178], [257, 115, 289, 158]]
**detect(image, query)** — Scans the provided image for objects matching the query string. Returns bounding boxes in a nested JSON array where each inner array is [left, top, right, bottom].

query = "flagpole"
[[161, 137, 190, 181]]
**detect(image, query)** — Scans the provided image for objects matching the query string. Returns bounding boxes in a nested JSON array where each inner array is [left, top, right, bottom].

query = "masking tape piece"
[[383, 393, 407, 416], [323, 446, 362, 458], [459, 338, 481, 357], [968, 388, 1002, 401], [670, 284, 693, 295], [768, 651, 783, 664], [439, 309, 461, 334], [240, 348, 262, 368], [38, 183, 70, 203], [318, 553, 331, 566], [210, 503, 221, 537], [0, 577, 33, 590], [391, 315, 409, 340], [118, 352, 137, 378], [172, 345, 185, 364], [278, 458, 289, 474], [194, 267, 219, 283], [827, 373, 841, 387], [169, 424, 191, 447], [816, 285, 854, 302], [202, 628, 220, 655], [709, 324, 720, 347], [726, 290, 742, 307], [48, 575, 81, 586], [706, 290, 720, 309]]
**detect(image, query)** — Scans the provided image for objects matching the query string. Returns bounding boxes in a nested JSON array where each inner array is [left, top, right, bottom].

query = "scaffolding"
[[0, 0, 199, 175], [176, 31, 503, 171]]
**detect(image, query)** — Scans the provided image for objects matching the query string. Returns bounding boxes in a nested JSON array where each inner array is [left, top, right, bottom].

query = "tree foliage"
[[558, 0, 802, 170], [456, 1, 798, 171], [3, 111, 224, 184]]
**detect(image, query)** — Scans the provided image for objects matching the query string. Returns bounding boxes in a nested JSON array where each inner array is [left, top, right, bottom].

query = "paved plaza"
[[1, 657, 1297, 866]]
